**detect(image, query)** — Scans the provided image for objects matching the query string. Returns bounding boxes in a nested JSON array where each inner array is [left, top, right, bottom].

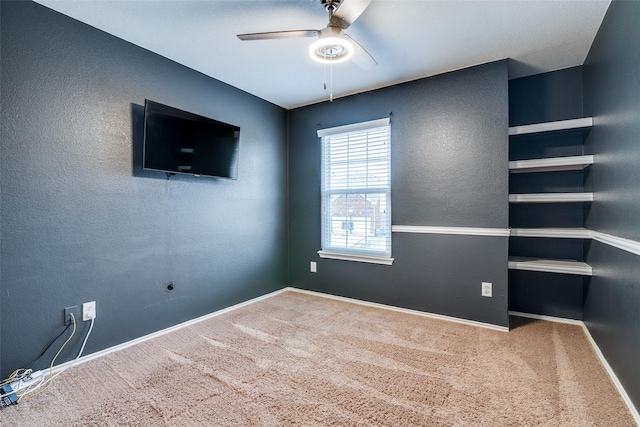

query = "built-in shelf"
[[509, 193, 594, 203], [507, 117, 595, 286], [508, 257, 593, 276], [510, 228, 591, 239], [508, 117, 593, 136], [509, 155, 594, 173]]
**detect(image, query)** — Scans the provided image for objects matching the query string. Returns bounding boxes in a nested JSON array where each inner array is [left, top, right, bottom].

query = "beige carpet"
[[2, 290, 635, 426]]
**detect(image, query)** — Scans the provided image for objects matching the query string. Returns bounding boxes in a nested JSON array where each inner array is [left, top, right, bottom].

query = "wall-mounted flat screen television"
[[143, 100, 240, 179]]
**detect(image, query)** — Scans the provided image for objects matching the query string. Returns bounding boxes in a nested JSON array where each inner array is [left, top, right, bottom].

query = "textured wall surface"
[[288, 61, 510, 327], [508, 67, 587, 319], [583, 0, 640, 412], [1, 2, 287, 376]]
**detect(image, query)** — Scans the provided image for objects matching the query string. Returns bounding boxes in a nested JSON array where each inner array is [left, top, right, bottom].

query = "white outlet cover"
[[310, 262, 317, 273], [482, 282, 493, 297], [83, 301, 96, 321]]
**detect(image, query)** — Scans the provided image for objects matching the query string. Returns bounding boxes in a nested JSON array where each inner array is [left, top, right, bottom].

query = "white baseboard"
[[509, 311, 640, 425], [54, 286, 507, 375], [581, 323, 640, 426], [508, 310, 584, 325], [48, 287, 637, 425], [286, 287, 509, 332], [51, 288, 290, 374]]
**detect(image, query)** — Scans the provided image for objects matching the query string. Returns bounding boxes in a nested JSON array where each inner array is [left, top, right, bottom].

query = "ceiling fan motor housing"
[[309, 26, 354, 63]]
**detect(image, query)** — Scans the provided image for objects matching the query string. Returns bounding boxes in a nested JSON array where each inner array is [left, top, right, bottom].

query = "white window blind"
[[318, 118, 392, 262]]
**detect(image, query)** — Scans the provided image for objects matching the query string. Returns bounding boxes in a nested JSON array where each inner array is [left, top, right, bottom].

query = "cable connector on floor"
[[9, 370, 43, 394], [1, 385, 19, 408]]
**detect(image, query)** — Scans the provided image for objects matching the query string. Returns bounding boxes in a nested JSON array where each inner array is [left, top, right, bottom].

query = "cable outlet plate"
[[63, 306, 79, 325], [82, 301, 96, 321], [482, 282, 493, 298]]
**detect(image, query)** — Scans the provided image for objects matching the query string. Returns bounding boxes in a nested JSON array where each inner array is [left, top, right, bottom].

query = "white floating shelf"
[[510, 228, 592, 239], [509, 155, 594, 173], [509, 193, 594, 203], [508, 257, 593, 276], [508, 117, 593, 136]]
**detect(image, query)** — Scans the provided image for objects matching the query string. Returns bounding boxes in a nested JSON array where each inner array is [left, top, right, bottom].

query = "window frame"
[[317, 118, 393, 265]]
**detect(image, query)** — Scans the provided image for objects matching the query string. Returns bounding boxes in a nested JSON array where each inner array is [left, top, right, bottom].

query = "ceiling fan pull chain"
[[330, 58, 333, 102], [324, 50, 327, 90]]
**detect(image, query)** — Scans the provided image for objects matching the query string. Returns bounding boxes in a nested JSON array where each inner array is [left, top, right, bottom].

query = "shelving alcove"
[[508, 117, 594, 276]]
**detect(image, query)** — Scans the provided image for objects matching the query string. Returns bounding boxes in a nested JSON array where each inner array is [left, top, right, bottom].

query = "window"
[[317, 118, 393, 265]]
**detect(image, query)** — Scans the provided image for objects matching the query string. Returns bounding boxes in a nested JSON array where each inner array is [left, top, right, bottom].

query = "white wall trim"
[[49, 288, 290, 375], [510, 228, 592, 239], [392, 225, 510, 237], [393, 225, 640, 258], [592, 231, 640, 257], [317, 250, 394, 265], [509, 311, 640, 425], [287, 287, 509, 332]]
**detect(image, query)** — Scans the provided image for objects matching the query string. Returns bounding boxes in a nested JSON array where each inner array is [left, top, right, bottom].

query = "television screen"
[[143, 100, 240, 179]]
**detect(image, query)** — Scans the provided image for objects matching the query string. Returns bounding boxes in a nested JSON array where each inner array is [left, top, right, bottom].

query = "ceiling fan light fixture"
[[309, 31, 354, 64]]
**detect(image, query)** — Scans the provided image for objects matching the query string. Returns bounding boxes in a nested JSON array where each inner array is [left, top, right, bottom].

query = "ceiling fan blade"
[[237, 30, 318, 41], [330, 0, 373, 29], [343, 34, 377, 69]]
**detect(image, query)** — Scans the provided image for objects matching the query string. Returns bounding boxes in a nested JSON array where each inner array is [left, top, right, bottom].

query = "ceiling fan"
[[237, 0, 377, 70]]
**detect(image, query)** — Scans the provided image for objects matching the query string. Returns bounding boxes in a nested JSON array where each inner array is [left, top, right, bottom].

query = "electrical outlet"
[[82, 301, 96, 321], [310, 261, 317, 273], [63, 306, 79, 325], [482, 282, 492, 298]]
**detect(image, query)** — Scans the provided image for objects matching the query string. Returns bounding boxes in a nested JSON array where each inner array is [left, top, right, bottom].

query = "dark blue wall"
[[4, 2, 637, 412], [509, 66, 583, 127], [508, 67, 588, 319], [288, 61, 510, 327], [583, 0, 640, 412], [0, 1, 287, 377]]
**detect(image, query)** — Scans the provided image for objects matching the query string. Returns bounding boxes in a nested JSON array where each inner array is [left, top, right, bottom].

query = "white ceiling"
[[35, 0, 611, 109]]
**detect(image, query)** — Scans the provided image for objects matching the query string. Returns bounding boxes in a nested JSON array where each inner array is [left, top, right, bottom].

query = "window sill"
[[317, 250, 394, 265]]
